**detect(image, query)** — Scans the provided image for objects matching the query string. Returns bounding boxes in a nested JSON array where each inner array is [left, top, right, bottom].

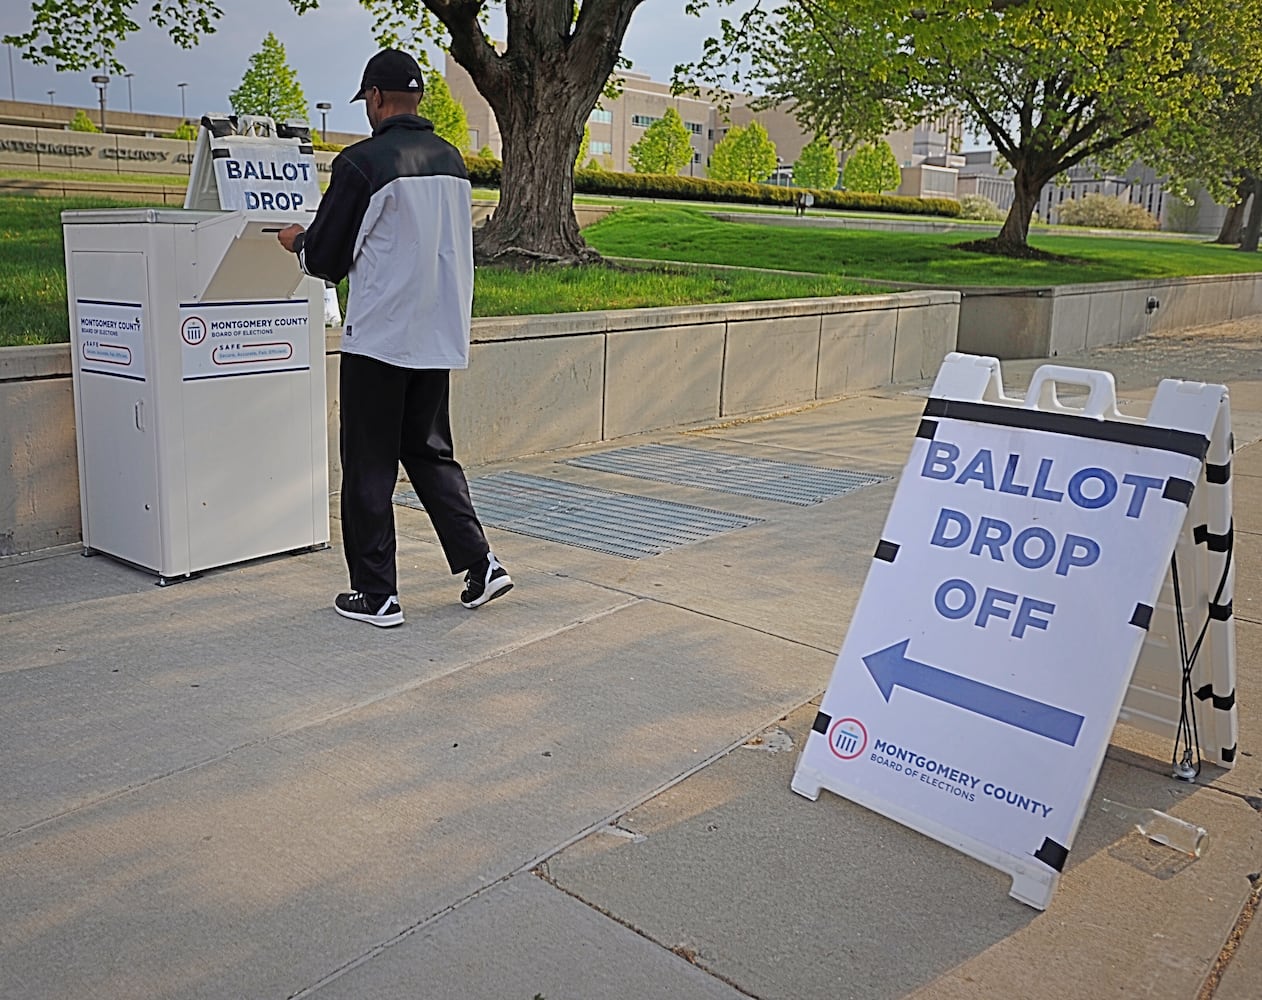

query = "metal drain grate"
[[564, 444, 890, 506], [394, 471, 762, 559]]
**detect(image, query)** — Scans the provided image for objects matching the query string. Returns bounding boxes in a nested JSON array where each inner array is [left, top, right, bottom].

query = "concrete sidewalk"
[[2, 324, 1261, 1000]]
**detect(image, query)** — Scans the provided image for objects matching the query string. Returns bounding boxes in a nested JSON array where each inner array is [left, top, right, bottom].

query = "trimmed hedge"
[[459, 157, 958, 218], [464, 153, 503, 187]]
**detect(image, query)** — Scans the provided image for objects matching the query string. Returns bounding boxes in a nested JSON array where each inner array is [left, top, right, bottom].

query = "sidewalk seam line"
[[288, 695, 816, 999]]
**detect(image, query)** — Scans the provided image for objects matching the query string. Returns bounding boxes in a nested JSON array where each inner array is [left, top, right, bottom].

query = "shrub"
[[570, 169, 961, 217], [459, 159, 960, 218], [69, 109, 99, 133], [958, 194, 1005, 221], [168, 121, 199, 141], [464, 153, 502, 187], [1057, 193, 1159, 231]]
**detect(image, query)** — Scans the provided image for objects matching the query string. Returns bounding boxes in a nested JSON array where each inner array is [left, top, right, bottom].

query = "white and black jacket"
[[297, 115, 473, 370]]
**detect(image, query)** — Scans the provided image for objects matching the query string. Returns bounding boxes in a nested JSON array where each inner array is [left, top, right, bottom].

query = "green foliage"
[[957, 194, 1004, 222], [584, 157, 604, 172], [793, 136, 839, 191], [419, 69, 470, 153], [576, 123, 591, 173], [629, 107, 693, 175], [478, 144, 496, 159], [708, 121, 778, 183], [168, 121, 199, 140], [68, 109, 99, 133], [463, 153, 502, 187], [683, 0, 1262, 248], [310, 129, 344, 151], [843, 141, 901, 195], [1163, 197, 1201, 234], [229, 32, 308, 123], [1057, 195, 1160, 231]]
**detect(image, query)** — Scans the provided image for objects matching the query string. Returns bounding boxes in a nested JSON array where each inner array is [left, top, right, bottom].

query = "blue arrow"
[[862, 640, 1085, 747]]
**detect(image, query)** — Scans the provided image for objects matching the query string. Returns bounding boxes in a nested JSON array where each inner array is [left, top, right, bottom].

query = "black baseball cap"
[[351, 49, 425, 102]]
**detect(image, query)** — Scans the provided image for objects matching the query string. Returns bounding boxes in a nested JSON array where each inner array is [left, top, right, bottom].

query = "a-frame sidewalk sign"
[[793, 352, 1237, 910], [184, 113, 321, 214]]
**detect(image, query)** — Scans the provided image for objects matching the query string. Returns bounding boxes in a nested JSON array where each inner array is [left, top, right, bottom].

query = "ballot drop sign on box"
[[184, 114, 320, 215], [792, 353, 1229, 910]]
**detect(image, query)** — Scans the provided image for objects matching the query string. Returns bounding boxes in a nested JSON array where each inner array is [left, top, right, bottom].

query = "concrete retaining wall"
[[1, 292, 957, 557], [957, 272, 1262, 359]]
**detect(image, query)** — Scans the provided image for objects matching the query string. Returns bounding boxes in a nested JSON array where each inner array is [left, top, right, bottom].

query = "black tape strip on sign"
[[812, 711, 832, 735], [1207, 462, 1231, 485], [922, 398, 1210, 460], [1210, 601, 1234, 621], [1163, 478, 1195, 505], [1193, 524, 1233, 552], [1195, 684, 1237, 711], [1034, 837, 1069, 872]]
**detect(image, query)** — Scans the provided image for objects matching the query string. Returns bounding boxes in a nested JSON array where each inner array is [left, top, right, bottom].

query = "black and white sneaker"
[[461, 553, 513, 609], [334, 591, 404, 627]]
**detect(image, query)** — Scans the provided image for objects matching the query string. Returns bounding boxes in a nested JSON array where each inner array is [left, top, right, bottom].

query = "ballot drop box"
[[63, 208, 329, 583]]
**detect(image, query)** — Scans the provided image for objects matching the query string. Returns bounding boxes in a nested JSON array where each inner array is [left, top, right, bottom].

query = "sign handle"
[[1024, 366, 1122, 419]]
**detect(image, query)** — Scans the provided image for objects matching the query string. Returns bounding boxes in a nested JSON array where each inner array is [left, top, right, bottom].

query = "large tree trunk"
[[475, 68, 599, 266], [434, 0, 645, 267], [1214, 180, 1250, 244], [991, 163, 1051, 253], [1238, 174, 1261, 253]]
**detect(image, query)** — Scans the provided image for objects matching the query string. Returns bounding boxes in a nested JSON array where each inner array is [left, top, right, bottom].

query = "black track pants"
[[338, 352, 489, 595]]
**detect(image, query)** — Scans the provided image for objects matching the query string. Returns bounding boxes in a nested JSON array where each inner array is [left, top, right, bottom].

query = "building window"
[[589, 140, 612, 155], [686, 121, 703, 135], [589, 109, 613, 125], [631, 114, 659, 128]]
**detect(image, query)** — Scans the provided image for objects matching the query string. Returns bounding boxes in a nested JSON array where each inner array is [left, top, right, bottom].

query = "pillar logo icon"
[[828, 717, 868, 760], [181, 316, 208, 347]]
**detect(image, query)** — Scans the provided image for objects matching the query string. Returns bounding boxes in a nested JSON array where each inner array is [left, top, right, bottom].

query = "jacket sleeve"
[[297, 153, 371, 284]]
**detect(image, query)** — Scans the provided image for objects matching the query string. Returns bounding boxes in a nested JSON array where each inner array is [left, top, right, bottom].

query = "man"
[[278, 48, 511, 627]]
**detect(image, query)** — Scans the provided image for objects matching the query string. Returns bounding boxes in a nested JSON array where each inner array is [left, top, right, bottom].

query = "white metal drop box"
[[62, 208, 329, 583]]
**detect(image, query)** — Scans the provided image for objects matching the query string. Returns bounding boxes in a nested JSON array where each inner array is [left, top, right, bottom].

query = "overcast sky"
[[2, 0, 728, 133]]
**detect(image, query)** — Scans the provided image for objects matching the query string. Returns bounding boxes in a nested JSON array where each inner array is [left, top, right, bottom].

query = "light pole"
[[124, 72, 134, 112], [91, 74, 109, 131], [316, 101, 331, 138], [7, 44, 14, 101], [177, 81, 188, 120], [47, 89, 55, 105]]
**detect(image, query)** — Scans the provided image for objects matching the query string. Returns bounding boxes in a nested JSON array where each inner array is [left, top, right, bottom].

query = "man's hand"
[[277, 224, 305, 253]]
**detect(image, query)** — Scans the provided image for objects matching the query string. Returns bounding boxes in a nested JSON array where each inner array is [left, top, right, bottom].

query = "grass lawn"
[[584, 205, 1262, 286], [0, 167, 188, 187], [470, 262, 873, 316], [0, 194, 878, 347]]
